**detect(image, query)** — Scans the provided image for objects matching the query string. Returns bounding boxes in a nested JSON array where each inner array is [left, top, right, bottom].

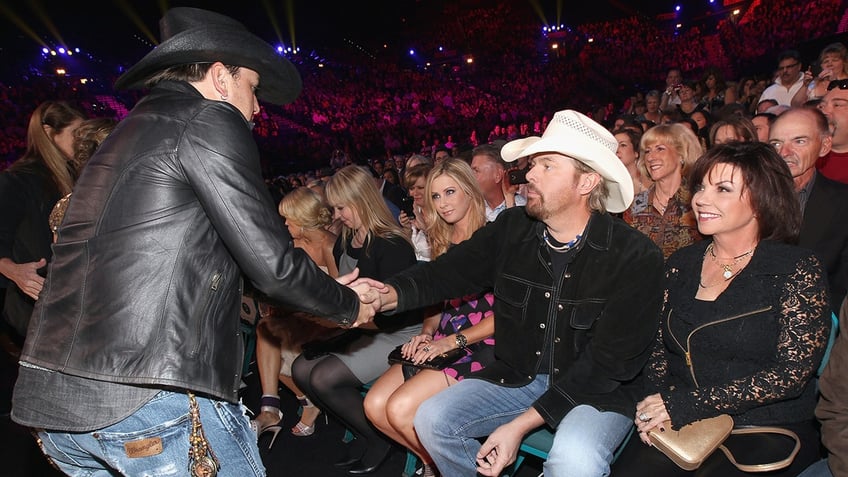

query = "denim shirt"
[[387, 208, 664, 427]]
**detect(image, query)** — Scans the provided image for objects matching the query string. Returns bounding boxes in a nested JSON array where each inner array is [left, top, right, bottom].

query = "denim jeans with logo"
[[36, 390, 264, 476]]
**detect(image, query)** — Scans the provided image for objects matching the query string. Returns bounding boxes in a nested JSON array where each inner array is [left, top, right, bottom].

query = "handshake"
[[336, 268, 397, 328]]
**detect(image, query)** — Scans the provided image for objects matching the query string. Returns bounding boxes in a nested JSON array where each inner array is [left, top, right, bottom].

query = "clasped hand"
[[401, 334, 455, 365], [336, 268, 388, 328]]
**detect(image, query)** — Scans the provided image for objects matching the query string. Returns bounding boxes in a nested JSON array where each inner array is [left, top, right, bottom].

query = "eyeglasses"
[[828, 79, 848, 91], [777, 62, 800, 71]]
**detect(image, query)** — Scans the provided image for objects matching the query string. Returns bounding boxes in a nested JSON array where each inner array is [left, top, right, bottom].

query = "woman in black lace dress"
[[612, 142, 831, 476]]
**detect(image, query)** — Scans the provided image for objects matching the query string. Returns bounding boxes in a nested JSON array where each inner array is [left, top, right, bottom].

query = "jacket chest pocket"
[[567, 301, 606, 356], [494, 276, 533, 324]]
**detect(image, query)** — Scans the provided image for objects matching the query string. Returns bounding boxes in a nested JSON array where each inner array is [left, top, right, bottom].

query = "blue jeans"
[[413, 375, 632, 477], [35, 391, 264, 477], [798, 459, 835, 477]]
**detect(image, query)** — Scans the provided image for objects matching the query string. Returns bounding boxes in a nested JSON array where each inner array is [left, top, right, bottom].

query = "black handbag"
[[387, 345, 465, 370]]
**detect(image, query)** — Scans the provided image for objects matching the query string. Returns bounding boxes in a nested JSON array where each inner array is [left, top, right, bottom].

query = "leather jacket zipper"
[[667, 306, 772, 387], [190, 272, 222, 357]]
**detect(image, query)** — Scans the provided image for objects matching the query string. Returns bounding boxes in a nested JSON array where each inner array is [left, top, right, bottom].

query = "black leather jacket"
[[21, 82, 360, 402], [388, 208, 664, 426]]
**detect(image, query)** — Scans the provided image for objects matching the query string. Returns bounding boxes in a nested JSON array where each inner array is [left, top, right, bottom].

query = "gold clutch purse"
[[649, 415, 801, 472], [649, 415, 734, 470]]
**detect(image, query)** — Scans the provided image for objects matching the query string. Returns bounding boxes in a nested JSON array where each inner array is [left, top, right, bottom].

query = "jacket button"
[[553, 368, 560, 374], [557, 304, 563, 311], [554, 337, 561, 343], [500, 378, 505, 384], [539, 323, 546, 329], [544, 292, 551, 298], [535, 350, 541, 355], [564, 272, 572, 278]]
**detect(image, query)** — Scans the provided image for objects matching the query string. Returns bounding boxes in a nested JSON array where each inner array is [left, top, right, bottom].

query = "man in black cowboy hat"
[[12, 7, 378, 475]]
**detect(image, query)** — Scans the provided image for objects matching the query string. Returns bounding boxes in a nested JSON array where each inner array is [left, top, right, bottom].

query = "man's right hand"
[[348, 276, 397, 313]]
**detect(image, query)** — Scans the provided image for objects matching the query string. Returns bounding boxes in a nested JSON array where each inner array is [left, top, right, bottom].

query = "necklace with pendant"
[[707, 242, 755, 280]]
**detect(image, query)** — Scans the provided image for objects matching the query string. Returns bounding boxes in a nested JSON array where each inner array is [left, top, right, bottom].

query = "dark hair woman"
[[612, 142, 831, 477]]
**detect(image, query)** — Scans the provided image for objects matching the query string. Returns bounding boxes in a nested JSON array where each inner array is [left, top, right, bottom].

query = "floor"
[[1, 336, 544, 477]]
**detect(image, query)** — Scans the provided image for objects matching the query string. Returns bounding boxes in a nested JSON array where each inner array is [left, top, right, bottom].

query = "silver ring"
[[639, 412, 650, 422], [423, 346, 431, 352]]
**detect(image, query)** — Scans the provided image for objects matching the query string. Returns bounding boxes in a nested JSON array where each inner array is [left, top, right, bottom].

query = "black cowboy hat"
[[114, 7, 301, 105]]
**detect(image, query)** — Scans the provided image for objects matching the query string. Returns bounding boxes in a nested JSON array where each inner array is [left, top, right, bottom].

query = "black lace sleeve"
[[645, 267, 675, 394], [664, 254, 830, 426]]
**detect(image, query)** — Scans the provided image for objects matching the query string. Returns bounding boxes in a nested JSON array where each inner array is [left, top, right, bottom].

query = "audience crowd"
[[1, 0, 844, 177]]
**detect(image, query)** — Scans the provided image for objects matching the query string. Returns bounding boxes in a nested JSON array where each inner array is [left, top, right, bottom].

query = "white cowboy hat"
[[115, 7, 301, 105], [501, 109, 634, 213]]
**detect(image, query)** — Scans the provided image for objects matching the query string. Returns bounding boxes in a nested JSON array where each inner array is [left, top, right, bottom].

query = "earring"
[[220, 95, 228, 100]]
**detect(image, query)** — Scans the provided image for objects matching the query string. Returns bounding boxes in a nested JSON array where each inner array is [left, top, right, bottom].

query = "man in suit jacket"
[[770, 107, 848, 312]]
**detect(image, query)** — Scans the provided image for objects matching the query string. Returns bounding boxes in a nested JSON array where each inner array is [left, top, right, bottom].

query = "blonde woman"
[[291, 165, 421, 475], [363, 159, 495, 477], [792, 42, 848, 107], [49, 117, 118, 240], [251, 187, 341, 445], [623, 123, 703, 258], [400, 163, 434, 262]]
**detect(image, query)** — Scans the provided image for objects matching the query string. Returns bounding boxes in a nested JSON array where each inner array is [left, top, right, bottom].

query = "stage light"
[[409, 49, 415, 56], [676, 23, 682, 28], [80, 78, 88, 85], [75, 48, 80, 53], [438, 46, 443, 52], [277, 46, 283, 53], [56, 68, 66, 75], [588, 38, 594, 43], [50, 50, 57, 56], [58, 47, 66, 54], [551, 43, 558, 49], [42, 47, 49, 54], [732, 9, 740, 15], [675, 5, 681, 12]]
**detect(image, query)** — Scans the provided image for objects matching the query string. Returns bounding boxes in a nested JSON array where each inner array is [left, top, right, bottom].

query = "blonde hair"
[[325, 165, 409, 252], [278, 187, 332, 230], [71, 118, 116, 171], [640, 123, 703, 177], [423, 159, 487, 258], [13, 101, 86, 196]]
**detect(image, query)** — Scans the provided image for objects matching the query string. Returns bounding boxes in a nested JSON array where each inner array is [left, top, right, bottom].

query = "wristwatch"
[[455, 333, 468, 349]]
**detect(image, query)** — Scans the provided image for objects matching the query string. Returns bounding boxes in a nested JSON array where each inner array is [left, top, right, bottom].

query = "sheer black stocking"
[[291, 354, 391, 465]]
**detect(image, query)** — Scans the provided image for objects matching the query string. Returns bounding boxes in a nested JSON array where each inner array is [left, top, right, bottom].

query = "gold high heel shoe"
[[291, 395, 322, 437]]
